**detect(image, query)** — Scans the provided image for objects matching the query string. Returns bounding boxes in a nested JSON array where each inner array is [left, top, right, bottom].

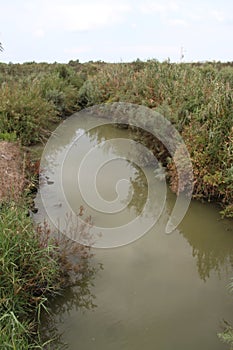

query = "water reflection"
[[126, 166, 148, 215], [40, 258, 101, 349], [178, 201, 233, 281]]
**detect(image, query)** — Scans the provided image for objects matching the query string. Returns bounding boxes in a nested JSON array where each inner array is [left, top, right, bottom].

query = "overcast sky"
[[0, 0, 233, 63]]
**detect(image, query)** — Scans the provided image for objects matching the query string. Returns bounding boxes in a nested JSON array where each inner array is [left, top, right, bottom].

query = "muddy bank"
[[0, 141, 26, 201]]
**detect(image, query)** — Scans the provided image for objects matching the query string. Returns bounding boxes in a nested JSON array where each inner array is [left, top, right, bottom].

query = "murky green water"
[[35, 115, 233, 350]]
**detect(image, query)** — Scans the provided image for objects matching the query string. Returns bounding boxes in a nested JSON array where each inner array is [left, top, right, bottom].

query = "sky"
[[0, 0, 233, 63]]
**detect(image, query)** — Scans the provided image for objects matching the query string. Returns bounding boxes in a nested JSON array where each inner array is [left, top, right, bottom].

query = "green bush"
[[39, 72, 80, 116], [0, 81, 58, 145]]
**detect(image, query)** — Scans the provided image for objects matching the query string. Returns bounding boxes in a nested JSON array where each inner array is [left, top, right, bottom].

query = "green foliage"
[[0, 81, 58, 145], [39, 70, 82, 116], [0, 131, 17, 142], [0, 63, 88, 145], [0, 201, 99, 348], [0, 202, 60, 348], [0, 60, 232, 214], [217, 66, 233, 87]]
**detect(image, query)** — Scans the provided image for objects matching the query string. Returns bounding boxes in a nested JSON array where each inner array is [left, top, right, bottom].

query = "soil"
[[0, 141, 25, 201]]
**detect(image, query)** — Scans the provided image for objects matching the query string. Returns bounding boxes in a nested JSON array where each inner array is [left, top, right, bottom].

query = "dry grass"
[[0, 141, 25, 201]]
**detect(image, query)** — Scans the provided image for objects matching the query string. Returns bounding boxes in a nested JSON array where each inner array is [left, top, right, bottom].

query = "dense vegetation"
[[0, 59, 232, 348], [0, 59, 232, 216], [0, 199, 98, 348]]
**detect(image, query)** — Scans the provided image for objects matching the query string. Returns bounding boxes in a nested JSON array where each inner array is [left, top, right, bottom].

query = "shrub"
[[0, 81, 58, 145]]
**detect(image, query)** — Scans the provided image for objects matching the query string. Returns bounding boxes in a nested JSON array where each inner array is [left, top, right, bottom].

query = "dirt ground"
[[0, 141, 25, 201]]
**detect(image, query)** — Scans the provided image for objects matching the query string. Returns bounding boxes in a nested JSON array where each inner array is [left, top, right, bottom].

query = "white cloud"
[[27, 0, 132, 32], [139, 1, 179, 14], [64, 46, 92, 55], [210, 10, 226, 23], [187, 8, 232, 25], [131, 23, 137, 29], [137, 1, 188, 28], [109, 44, 179, 57], [138, 1, 232, 27], [34, 29, 46, 38], [167, 18, 188, 27]]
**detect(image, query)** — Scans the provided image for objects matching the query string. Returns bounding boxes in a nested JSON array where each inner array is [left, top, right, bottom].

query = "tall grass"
[[0, 201, 99, 348], [0, 202, 59, 348]]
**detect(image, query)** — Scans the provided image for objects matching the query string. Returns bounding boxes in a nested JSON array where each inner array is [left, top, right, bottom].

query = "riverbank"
[[0, 60, 232, 216], [0, 141, 25, 201], [0, 141, 99, 348]]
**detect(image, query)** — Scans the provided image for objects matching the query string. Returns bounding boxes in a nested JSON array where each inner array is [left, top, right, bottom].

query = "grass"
[[0, 200, 100, 349], [0, 201, 59, 348]]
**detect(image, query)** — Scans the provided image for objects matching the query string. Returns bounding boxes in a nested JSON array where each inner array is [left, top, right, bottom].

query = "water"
[[35, 114, 233, 350]]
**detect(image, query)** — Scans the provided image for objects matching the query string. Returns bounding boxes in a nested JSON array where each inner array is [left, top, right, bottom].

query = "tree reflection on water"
[[177, 201, 233, 281], [39, 237, 102, 349]]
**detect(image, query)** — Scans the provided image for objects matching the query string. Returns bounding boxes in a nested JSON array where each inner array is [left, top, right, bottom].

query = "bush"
[[39, 72, 80, 116], [0, 81, 58, 145]]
